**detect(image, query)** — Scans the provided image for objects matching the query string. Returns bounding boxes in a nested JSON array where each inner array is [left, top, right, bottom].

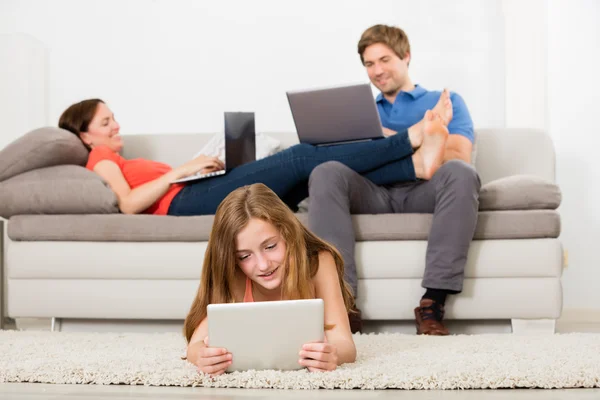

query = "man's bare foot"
[[412, 110, 449, 180], [432, 88, 453, 126]]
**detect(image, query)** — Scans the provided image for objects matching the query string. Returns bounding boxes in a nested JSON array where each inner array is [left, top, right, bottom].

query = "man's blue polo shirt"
[[376, 85, 474, 143]]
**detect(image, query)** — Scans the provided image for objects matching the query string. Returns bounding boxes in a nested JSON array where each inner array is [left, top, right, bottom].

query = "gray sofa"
[[0, 127, 563, 333]]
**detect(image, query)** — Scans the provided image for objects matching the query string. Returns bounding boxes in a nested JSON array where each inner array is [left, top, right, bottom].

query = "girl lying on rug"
[[183, 183, 356, 375]]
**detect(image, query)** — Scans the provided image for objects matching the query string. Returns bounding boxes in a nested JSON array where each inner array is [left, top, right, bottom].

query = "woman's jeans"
[[168, 131, 416, 216]]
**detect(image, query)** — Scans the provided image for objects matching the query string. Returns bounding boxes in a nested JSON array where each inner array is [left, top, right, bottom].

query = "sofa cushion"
[[479, 175, 561, 211], [0, 127, 89, 182], [7, 210, 560, 242], [6, 239, 562, 280], [0, 165, 118, 218]]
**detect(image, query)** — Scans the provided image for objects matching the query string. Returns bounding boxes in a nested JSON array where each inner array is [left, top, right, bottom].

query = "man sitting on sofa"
[[307, 24, 481, 335]]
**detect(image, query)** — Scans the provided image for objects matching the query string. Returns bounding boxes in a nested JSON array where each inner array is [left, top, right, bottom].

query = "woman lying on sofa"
[[58, 99, 449, 216], [183, 183, 355, 375]]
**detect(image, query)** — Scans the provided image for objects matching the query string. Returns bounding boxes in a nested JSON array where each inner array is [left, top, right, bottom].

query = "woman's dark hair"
[[58, 99, 104, 137]]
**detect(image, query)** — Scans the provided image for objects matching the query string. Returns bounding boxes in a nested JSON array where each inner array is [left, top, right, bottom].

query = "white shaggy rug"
[[1, 331, 600, 390]]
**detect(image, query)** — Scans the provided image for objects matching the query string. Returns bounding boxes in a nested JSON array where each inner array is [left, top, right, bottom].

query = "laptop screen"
[[224, 112, 256, 170]]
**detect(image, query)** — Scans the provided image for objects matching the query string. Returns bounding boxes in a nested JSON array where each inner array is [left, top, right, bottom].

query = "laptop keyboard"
[[194, 170, 225, 179], [171, 169, 225, 184]]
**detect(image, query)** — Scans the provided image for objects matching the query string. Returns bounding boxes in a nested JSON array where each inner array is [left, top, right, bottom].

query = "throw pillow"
[[0, 165, 119, 218], [479, 175, 562, 211], [0, 127, 89, 182]]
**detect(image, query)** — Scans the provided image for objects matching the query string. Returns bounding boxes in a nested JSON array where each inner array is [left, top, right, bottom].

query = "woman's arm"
[[93, 155, 224, 215], [93, 160, 178, 214], [309, 251, 357, 366]]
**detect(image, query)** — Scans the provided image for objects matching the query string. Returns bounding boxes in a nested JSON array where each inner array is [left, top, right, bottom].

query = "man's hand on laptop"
[[174, 155, 225, 179], [382, 126, 397, 137]]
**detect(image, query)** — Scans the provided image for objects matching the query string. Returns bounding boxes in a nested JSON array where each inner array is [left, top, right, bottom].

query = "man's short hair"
[[357, 24, 411, 65]]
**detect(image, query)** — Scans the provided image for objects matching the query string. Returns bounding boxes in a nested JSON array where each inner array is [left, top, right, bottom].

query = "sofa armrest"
[[1, 217, 6, 329], [479, 175, 562, 211]]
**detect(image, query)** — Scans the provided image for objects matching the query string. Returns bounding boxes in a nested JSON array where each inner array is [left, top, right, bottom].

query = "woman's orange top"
[[86, 145, 184, 215]]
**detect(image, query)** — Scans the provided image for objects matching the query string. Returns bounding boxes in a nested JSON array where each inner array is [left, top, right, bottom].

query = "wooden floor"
[[2, 383, 600, 400]]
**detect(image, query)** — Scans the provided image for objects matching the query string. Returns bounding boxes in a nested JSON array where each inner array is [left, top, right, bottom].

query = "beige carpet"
[[1, 330, 600, 389]]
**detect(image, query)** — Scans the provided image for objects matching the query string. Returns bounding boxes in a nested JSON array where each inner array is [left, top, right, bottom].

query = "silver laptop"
[[287, 83, 384, 145], [172, 112, 256, 184], [207, 299, 324, 372]]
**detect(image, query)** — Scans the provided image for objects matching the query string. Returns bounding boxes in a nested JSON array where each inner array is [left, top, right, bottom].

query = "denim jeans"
[[168, 131, 417, 216]]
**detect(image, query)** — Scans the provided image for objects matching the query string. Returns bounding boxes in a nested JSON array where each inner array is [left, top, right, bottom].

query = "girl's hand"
[[298, 336, 338, 372], [194, 336, 232, 376]]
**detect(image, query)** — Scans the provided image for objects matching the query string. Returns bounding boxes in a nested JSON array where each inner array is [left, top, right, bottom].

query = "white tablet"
[[207, 299, 324, 372]]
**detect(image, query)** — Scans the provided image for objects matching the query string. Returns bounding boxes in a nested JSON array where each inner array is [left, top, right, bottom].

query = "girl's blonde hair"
[[183, 183, 354, 342]]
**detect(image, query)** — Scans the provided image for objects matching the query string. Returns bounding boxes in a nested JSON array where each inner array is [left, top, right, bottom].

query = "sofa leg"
[[2, 317, 15, 330], [511, 319, 556, 334], [50, 317, 62, 332]]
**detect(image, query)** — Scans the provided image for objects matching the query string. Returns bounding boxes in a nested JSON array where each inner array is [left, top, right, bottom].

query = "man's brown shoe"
[[348, 307, 363, 334], [414, 298, 449, 336]]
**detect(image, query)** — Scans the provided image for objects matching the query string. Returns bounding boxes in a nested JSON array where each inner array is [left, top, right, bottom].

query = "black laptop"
[[172, 112, 256, 183]]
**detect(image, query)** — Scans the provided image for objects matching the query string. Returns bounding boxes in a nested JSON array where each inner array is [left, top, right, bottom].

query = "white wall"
[[0, 0, 505, 138], [502, 0, 547, 130], [547, 0, 600, 312], [503, 0, 600, 315], [0, 34, 48, 150]]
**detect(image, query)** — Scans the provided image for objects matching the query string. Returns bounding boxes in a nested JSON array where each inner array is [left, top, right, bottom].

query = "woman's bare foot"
[[407, 120, 424, 149], [403, 90, 452, 150], [412, 110, 449, 180], [407, 90, 451, 149], [433, 88, 453, 125]]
